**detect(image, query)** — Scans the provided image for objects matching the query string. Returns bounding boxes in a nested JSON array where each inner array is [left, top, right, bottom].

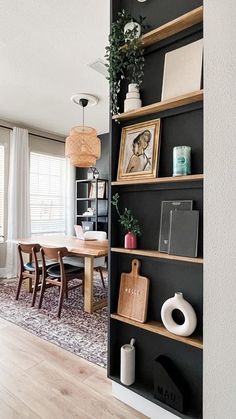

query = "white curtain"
[[6, 128, 31, 278], [65, 158, 75, 236]]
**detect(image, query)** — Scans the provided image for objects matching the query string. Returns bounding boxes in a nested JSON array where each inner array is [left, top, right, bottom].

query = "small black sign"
[[153, 355, 188, 413]]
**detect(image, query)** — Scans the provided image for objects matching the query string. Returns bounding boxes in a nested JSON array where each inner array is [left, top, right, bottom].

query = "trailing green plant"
[[105, 10, 146, 116], [111, 193, 141, 236]]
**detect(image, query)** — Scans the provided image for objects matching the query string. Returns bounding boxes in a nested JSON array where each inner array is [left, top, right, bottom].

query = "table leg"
[[84, 256, 94, 313], [26, 278, 33, 293]]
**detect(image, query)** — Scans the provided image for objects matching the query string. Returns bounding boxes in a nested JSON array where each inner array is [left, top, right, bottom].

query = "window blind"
[[0, 145, 4, 237], [30, 152, 66, 234]]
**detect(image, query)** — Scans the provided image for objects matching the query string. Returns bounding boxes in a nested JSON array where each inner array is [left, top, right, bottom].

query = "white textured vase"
[[124, 83, 142, 112], [161, 292, 197, 337], [120, 338, 135, 386], [124, 21, 141, 41]]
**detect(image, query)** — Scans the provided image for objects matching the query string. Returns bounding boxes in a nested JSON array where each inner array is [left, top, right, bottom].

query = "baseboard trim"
[[112, 381, 178, 419]]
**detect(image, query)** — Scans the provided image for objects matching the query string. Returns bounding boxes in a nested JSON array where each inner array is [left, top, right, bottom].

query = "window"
[[30, 152, 66, 234], [0, 145, 4, 239]]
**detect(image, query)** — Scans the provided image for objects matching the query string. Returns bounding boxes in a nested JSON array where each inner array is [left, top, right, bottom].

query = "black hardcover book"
[[158, 200, 193, 253], [168, 210, 199, 257]]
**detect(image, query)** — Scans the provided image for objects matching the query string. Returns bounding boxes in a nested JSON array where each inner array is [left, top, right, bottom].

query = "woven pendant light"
[[65, 95, 101, 167]]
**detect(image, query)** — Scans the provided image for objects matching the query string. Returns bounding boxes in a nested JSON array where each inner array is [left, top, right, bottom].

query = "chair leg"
[[98, 267, 105, 288], [65, 282, 68, 300], [80, 273, 84, 296], [15, 274, 23, 300], [57, 285, 65, 318], [38, 277, 46, 309], [31, 274, 40, 307]]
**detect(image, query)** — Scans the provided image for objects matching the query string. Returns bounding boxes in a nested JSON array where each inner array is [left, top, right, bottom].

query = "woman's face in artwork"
[[132, 130, 151, 156]]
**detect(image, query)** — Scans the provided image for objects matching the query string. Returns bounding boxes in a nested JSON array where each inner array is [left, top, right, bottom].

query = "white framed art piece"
[[161, 39, 203, 101]]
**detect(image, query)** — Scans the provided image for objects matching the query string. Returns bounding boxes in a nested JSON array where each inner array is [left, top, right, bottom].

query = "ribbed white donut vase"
[[161, 292, 197, 337]]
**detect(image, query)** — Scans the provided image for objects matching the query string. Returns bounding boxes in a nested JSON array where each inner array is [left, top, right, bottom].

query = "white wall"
[[29, 134, 65, 156], [204, 1, 236, 418]]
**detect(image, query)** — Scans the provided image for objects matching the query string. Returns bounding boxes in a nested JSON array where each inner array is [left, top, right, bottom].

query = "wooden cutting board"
[[117, 259, 150, 323]]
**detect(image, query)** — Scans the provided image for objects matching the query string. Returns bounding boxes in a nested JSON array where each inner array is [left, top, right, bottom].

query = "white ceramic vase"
[[124, 83, 142, 112], [120, 338, 135, 386], [124, 21, 141, 41], [161, 292, 197, 337]]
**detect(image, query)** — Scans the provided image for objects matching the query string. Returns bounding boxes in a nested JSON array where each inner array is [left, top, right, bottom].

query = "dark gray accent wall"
[[76, 132, 110, 180]]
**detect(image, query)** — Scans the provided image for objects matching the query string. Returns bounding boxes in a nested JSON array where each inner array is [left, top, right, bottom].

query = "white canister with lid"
[[173, 146, 191, 176]]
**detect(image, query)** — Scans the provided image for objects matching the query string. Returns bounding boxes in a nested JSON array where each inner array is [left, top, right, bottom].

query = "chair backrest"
[[17, 243, 41, 274], [84, 231, 107, 240], [40, 246, 69, 281], [18, 243, 41, 254], [40, 246, 68, 261]]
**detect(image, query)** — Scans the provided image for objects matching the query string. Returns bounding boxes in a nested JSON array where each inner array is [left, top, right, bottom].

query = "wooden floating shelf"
[[121, 7, 203, 50], [141, 6, 203, 48], [112, 90, 203, 121], [111, 313, 203, 349], [112, 174, 203, 186], [76, 179, 108, 183], [76, 215, 108, 218], [111, 248, 203, 264]]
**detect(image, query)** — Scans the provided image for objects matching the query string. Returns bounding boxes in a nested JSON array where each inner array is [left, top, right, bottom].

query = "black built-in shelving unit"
[[108, 1, 203, 418]]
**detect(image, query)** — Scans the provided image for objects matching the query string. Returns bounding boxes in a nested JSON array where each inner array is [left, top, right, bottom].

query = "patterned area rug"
[[0, 272, 108, 367]]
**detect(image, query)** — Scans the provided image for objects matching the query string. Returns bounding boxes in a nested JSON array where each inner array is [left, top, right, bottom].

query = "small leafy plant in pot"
[[112, 193, 141, 249], [105, 10, 147, 116]]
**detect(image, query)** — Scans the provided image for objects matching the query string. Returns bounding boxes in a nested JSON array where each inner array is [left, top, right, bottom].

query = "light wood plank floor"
[[0, 318, 147, 419]]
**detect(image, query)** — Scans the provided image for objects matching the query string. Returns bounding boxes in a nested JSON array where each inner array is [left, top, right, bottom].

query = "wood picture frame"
[[117, 119, 161, 182]]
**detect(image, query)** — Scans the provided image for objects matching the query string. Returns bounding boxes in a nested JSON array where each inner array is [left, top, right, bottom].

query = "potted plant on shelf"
[[112, 193, 141, 249], [105, 10, 146, 116]]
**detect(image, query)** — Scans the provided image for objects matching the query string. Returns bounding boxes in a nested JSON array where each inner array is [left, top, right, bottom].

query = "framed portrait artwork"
[[117, 119, 161, 182]]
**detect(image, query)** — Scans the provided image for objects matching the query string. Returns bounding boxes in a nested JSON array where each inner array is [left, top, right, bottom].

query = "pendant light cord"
[[82, 105, 85, 133], [79, 98, 88, 134]]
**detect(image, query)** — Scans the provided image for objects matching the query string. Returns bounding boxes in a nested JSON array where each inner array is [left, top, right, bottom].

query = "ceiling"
[[0, 0, 110, 136]]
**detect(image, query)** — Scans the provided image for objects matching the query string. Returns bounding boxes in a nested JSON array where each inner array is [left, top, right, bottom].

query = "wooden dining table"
[[18, 235, 109, 314]]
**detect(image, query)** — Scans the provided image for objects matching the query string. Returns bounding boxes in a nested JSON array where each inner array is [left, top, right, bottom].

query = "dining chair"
[[38, 246, 84, 318], [64, 230, 107, 288], [16, 243, 41, 307]]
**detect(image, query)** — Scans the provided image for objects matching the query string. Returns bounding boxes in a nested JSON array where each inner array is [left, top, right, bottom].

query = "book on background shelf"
[[89, 181, 106, 199]]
